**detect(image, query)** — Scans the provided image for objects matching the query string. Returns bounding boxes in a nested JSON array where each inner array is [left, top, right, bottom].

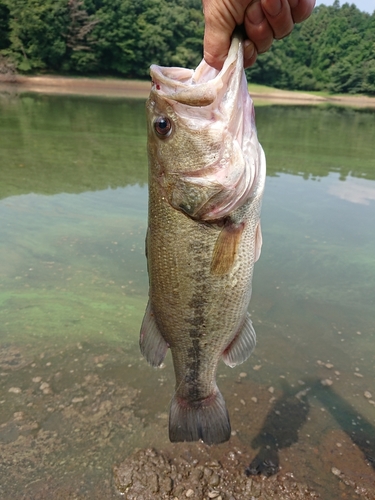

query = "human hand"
[[202, 0, 316, 69]]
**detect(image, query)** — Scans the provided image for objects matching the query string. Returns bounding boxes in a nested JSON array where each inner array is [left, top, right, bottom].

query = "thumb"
[[202, 0, 236, 69]]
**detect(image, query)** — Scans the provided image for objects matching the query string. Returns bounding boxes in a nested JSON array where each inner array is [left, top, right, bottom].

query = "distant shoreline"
[[1, 75, 375, 108]]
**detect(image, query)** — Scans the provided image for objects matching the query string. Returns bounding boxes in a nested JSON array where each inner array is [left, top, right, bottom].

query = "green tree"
[[0, 0, 10, 50], [62, 0, 101, 72], [0, 0, 373, 94], [133, 0, 203, 77], [85, 0, 141, 75], [88, 0, 203, 77], [363, 58, 375, 94], [3, 0, 68, 72], [247, 2, 375, 95]]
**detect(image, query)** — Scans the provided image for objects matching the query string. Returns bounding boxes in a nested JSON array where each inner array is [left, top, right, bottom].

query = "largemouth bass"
[[140, 34, 266, 445]]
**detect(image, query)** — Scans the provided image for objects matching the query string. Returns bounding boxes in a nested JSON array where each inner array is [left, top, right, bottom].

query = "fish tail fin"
[[169, 388, 231, 445]]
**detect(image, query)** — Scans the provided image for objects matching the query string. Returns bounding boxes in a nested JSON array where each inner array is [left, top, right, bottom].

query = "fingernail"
[[262, 0, 282, 17]]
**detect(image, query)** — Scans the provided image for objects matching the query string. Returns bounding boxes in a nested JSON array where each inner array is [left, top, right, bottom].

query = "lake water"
[[0, 93, 375, 499]]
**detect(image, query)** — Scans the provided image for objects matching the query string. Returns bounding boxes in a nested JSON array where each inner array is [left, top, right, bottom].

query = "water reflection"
[[328, 177, 375, 205], [0, 94, 148, 199], [257, 105, 375, 181], [1, 97, 375, 201], [0, 94, 375, 499]]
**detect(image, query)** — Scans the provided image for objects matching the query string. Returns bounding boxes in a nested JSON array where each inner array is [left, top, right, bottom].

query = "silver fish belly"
[[140, 34, 266, 445]]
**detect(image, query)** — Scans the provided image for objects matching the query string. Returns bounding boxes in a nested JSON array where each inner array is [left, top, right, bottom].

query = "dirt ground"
[[1, 74, 375, 108], [1, 342, 375, 500]]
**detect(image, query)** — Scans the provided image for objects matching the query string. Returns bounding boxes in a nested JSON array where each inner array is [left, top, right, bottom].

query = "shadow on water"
[[246, 379, 375, 477]]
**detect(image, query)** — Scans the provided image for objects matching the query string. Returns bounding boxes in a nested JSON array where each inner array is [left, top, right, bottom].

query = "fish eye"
[[154, 116, 172, 138]]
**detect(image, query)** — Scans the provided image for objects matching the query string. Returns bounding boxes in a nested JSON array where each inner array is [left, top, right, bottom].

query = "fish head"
[[147, 35, 264, 221]]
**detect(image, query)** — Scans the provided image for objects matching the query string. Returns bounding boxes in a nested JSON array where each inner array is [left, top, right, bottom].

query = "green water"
[[0, 93, 375, 498]]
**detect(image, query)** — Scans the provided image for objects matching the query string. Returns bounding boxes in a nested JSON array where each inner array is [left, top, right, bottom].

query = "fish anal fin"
[[211, 222, 244, 276], [169, 388, 231, 444], [222, 313, 256, 367], [140, 301, 168, 367]]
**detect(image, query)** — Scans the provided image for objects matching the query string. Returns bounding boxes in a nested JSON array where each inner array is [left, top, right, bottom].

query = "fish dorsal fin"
[[140, 301, 168, 367], [211, 222, 244, 275], [222, 313, 256, 367]]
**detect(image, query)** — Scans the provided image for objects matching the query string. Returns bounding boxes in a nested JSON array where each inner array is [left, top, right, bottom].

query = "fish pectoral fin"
[[222, 313, 256, 367], [254, 221, 262, 262], [140, 301, 168, 367], [211, 221, 244, 275]]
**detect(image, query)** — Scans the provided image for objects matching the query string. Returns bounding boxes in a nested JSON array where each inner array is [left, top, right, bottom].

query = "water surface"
[[0, 94, 375, 498]]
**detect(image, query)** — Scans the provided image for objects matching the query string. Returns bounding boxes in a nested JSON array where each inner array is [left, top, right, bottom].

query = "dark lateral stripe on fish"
[[211, 221, 245, 275], [169, 389, 231, 444], [185, 338, 203, 400]]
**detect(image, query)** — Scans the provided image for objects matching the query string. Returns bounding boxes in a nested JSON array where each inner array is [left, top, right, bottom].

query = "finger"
[[203, 20, 233, 70], [261, 0, 295, 40], [203, 29, 231, 70], [288, 0, 316, 23], [244, 40, 257, 68], [202, 0, 236, 70], [244, 0, 274, 54]]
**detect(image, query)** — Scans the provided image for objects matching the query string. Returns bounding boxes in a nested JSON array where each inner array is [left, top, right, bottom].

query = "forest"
[[0, 0, 374, 95]]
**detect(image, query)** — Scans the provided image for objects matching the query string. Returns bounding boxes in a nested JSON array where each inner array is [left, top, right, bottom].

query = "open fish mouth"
[[149, 38, 240, 108], [147, 35, 263, 222]]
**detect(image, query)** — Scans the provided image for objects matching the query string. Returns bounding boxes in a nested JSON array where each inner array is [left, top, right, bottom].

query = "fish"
[[140, 33, 266, 445]]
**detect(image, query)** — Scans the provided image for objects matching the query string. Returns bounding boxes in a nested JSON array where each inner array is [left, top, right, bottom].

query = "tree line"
[[0, 0, 374, 95]]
